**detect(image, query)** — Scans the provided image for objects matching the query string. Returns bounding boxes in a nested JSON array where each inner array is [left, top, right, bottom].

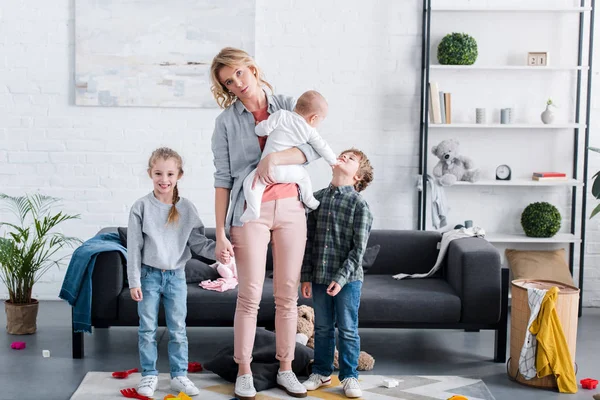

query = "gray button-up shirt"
[[211, 93, 320, 228]]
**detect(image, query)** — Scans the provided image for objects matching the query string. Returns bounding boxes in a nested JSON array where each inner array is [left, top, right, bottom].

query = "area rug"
[[70, 372, 495, 399]]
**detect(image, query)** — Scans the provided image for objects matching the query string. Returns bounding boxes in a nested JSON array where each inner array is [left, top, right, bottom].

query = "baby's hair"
[[210, 47, 274, 109], [147, 147, 183, 225], [340, 148, 374, 192], [294, 90, 327, 118]]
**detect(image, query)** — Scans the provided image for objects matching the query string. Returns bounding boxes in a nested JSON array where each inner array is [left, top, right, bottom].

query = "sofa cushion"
[[185, 259, 220, 284], [359, 275, 461, 324]]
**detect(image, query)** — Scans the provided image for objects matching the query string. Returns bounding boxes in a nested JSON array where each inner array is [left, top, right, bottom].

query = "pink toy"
[[211, 258, 237, 279], [11, 342, 26, 350], [580, 378, 598, 389]]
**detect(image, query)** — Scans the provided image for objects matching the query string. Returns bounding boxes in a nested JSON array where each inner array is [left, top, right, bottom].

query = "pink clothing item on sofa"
[[230, 197, 307, 364], [199, 277, 238, 292]]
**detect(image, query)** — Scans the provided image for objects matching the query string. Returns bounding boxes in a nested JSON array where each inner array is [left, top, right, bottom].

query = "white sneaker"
[[303, 373, 332, 390], [235, 374, 256, 400], [171, 376, 200, 396], [277, 370, 307, 398], [137, 375, 158, 397], [342, 377, 362, 398]]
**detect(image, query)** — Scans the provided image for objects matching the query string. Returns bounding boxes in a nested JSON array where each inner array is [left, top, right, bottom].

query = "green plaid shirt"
[[301, 184, 373, 288]]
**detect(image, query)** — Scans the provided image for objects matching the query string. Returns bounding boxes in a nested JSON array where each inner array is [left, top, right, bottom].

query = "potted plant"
[[590, 147, 600, 219], [521, 201, 561, 238], [0, 193, 80, 334], [437, 32, 478, 65], [541, 98, 556, 124]]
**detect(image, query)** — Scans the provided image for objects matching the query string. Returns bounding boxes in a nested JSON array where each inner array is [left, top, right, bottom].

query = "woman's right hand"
[[253, 153, 277, 188], [216, 237, 235, 259]]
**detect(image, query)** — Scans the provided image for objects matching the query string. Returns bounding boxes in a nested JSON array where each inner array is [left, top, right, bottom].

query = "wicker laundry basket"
[[507, 279, 579, 389]]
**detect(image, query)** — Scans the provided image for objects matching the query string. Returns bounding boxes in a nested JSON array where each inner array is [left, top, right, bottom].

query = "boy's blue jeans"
[[311, 281, 362, 381], [138, 265, 188, 378]]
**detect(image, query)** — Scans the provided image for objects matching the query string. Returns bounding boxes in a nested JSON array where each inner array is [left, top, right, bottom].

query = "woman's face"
[[218, 64, 259, 102]]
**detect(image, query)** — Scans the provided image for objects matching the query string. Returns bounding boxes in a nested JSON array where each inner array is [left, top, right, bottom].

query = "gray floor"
[[1, 301, 598, 400]]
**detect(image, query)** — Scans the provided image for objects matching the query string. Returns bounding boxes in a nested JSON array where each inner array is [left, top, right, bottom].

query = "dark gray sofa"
[[72, 229, 508, 362]]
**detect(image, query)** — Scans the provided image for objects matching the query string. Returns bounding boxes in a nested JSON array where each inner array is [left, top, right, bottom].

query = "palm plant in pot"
[[590, 147, 600, 219], [0, 193, 80, 334]]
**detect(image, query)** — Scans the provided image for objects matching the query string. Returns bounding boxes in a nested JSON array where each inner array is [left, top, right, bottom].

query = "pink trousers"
[[230, 197, 307, 363]]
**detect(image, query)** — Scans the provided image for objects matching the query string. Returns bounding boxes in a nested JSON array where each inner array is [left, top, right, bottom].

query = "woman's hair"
[[210, 47, 273, 109], [147, 147, 183, 225], [341, 148, 374, 192]]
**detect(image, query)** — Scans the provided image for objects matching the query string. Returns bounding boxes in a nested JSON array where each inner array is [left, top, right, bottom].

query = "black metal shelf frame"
[[417, 0, 595, 316]]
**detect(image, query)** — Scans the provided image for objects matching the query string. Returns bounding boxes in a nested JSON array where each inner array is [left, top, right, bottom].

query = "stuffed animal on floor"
[[431, 138, 480, 186], [296, 305, 375, 371]]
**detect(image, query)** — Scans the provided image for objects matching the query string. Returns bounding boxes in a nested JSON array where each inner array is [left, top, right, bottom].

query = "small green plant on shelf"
[[521, 202, 561, 238], [437, 32, 478, 65]]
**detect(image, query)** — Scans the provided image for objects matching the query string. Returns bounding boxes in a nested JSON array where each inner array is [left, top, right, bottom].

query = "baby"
[[240, 90, 337, 223]]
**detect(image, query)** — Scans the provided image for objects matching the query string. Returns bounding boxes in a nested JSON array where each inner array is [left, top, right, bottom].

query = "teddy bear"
[[431, 139, 480, 186], [209, 257, 237, 279], [297, 305, 375, 371]]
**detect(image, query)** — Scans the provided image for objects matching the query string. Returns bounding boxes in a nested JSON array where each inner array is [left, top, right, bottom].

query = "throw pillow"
[[362, 244, 381, 272], [117, 227, 127, 248], [185, 259, 219, 284], [505, 248, 575, 286]]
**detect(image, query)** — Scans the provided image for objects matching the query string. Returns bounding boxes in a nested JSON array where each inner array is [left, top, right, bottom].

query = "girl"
[[127, 147, 228, 397], [210, 47, 321, 400]]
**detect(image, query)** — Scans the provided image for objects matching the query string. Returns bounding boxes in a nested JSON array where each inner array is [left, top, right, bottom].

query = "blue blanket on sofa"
[[59, 232, 126, 333]]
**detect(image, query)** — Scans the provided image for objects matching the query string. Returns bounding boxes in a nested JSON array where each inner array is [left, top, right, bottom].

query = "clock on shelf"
[[496, 164, 512, 180]]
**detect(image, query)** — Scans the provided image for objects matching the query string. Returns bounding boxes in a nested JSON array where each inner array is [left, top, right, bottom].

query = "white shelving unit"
[[450, 179, 584, 187], [430, 65, 589, 71], [430, 123, 586, 129], [417, 1, 595, 314]]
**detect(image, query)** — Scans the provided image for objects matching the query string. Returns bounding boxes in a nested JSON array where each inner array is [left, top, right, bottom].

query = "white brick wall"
[[0, 0, 598, 306]]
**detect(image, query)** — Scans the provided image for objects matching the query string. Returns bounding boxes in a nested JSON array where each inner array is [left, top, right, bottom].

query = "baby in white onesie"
[[240, 90, 338, 223]]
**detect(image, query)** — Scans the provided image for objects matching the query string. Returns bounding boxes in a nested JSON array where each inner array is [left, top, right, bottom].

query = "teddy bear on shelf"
[[296, 305, 375, 371], [431, 138, 480, 186]]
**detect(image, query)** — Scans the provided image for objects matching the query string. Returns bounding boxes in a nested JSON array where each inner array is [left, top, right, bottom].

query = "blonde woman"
[[211, 47, 320, 399]]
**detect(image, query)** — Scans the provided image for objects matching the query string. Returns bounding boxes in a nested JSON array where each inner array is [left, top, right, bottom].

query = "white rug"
[[70, 372, 495, 399]]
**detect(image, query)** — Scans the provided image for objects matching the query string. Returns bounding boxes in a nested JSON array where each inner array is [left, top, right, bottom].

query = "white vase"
[[541, 105, 554, 124]]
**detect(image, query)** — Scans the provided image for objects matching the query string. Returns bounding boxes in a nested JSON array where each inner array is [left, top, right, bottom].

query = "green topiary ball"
[[520, 202, 561, 238], [437, 32, 478, 65]]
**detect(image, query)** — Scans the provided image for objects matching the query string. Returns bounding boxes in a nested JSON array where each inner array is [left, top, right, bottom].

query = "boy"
[[240, 90, 338, 223], [300, 148, 374, 398]]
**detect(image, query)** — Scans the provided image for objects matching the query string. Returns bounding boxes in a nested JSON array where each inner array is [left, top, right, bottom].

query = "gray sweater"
[[127, 192, 216, 288]]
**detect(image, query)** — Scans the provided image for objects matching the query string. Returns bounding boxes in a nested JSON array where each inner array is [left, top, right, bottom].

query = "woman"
[[210, 47, 319, 400]]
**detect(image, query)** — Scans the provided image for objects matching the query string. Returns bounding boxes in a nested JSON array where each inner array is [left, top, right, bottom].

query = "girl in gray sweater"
[[127, 147, 228, 397]]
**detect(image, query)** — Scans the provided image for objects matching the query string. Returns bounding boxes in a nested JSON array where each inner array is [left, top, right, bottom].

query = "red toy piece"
[[10, 341, 26, 350], [580, 378, 598, 389], [120, 388, 152, 400], [188, 361, 203, 373], [112, 368, 138, 379]]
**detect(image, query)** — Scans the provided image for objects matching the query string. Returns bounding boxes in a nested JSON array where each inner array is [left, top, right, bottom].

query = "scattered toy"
[[382, 378, 399, 388], [592, 393, 600, 400], [188, 361, 202, 373], [447, 396, 468, 400], [42, 350, 50, 357], [112, 368, 139, 379], [10, 341, 26, 350], [581, 378, 598, 390], [120, 387, 151, 400]]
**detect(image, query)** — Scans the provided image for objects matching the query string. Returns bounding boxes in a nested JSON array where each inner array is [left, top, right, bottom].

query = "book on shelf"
[[428, 82, 451, 124], [429, 82, 442, 124], [444, 93, 452, 124], [532, 176, 568, 181], [532, 172, 567, 177]]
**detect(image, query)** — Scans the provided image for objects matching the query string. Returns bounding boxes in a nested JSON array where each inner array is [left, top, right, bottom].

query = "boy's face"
[[335, 151, 362, 181]]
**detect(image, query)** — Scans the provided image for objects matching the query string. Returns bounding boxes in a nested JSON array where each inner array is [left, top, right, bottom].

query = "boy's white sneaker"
[[342, 377, 362, 398], [171, 376, 200, 396], [277, 370, 307, 398], [137, 375, 158, 397], [303, 373, 332, 390], [235, 374, 256, 400]]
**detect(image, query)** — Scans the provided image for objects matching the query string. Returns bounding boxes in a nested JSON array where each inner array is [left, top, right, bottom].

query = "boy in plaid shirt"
[[300, 148, 374, 398]]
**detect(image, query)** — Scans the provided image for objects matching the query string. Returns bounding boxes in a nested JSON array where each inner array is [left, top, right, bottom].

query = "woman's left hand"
[[253, 154, 277, 188]]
